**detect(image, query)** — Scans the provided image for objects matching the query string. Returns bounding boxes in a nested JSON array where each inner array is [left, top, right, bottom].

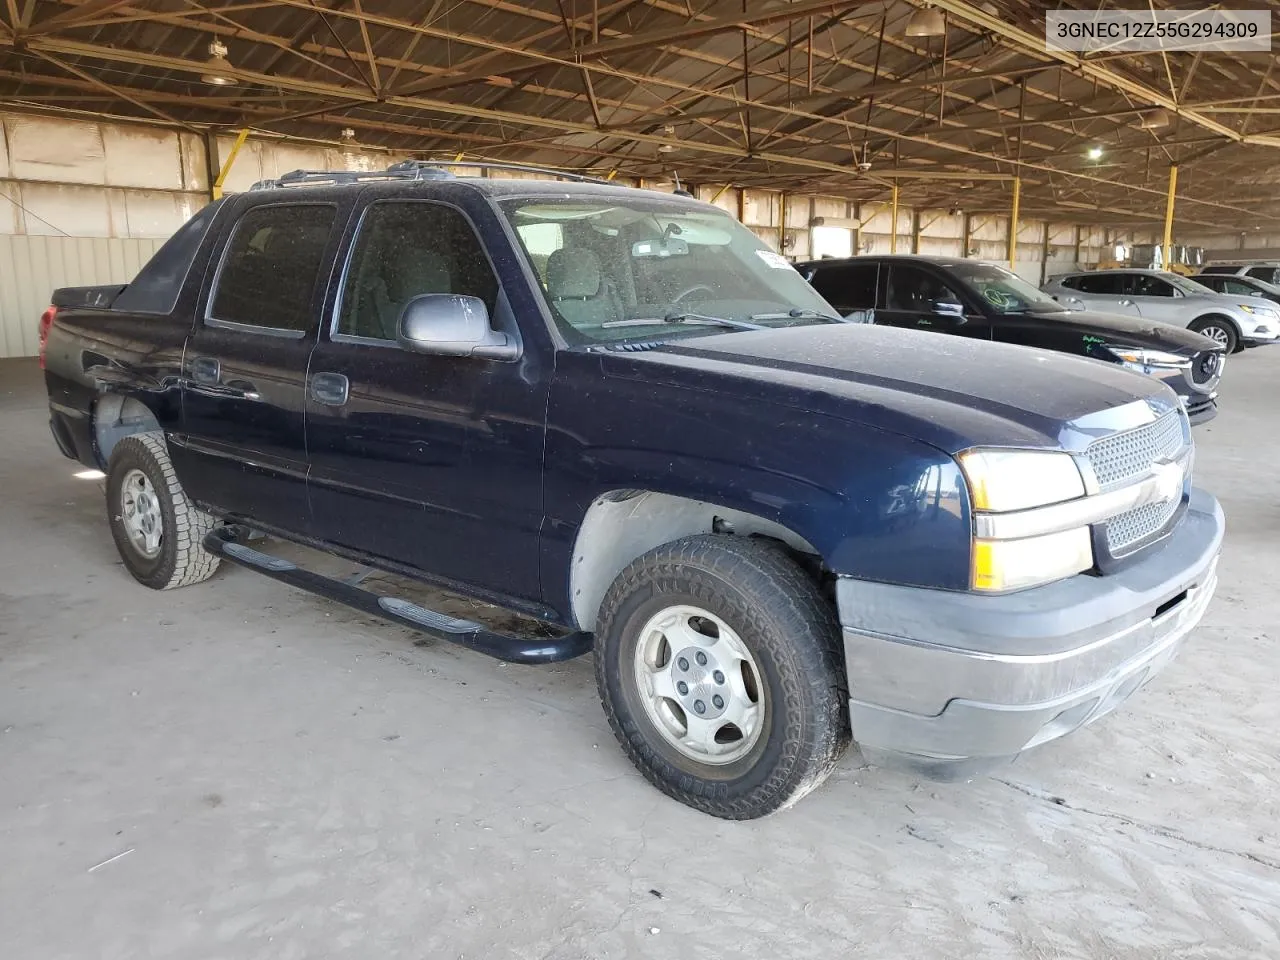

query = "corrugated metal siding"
[[0, 235, 164, 358]]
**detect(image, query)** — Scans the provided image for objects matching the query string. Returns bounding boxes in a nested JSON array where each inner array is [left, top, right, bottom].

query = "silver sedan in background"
[[1042, 268, 1279, 353]]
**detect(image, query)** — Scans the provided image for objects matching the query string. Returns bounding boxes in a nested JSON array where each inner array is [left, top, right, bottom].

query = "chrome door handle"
[[310, 372, 349, 406], [191, 356, 220, 383], [1118, 299, 1134, 306]]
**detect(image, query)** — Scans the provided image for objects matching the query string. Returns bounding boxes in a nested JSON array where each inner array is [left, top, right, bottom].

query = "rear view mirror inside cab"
[[631, 237, 689, 258]]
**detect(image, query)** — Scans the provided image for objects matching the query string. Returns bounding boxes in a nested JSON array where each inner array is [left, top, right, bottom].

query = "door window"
[[1131, 274, 1175, 297], [336, 201, 499, 342], [884, 264, 962, 311], [1075, 273, 1122, 294], [1221, 278, 1256, 295], [1246, 266, 1280, 284], [809, 262, 878, 310], [209, 204, 336, 333]]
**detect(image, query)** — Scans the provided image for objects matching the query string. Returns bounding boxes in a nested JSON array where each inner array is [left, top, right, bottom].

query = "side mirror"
[[932, 300, 965, 320], [397, 294, 519, 360]]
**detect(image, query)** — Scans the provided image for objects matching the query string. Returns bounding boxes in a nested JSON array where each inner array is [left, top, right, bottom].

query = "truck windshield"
[[947, 261, 1065, 315], [499, 196, 840, 343]]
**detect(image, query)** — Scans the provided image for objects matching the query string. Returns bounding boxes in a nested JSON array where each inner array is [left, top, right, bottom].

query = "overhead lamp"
[[905, 6, 946, 38], [1087, 145, 1104, 160], [201, 39, 237, 86], [1139, 108, 1171, 130], [657, 143, 676, 154]]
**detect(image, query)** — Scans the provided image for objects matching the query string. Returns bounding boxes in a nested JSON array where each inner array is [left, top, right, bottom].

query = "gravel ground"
[[1, 352, 1276, 960]]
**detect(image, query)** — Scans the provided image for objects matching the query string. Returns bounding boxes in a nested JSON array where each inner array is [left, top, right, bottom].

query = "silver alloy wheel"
[[120, 468, 163, 559], [1199, 324, 1230, 347], [632, 604, 766, 765]]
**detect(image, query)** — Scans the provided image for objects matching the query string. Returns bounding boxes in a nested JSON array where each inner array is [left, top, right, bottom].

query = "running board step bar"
[[202, 526, 592, 665]]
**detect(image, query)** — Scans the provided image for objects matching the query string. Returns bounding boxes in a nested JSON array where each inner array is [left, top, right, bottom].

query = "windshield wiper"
[[747, 308, 845, 323], [601, 312, 766, 331]]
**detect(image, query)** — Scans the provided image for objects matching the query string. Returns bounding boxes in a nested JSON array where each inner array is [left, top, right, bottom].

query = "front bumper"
[[837, 487, 1223, 777]]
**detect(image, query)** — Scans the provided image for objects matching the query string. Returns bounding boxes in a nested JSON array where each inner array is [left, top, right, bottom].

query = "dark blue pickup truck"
[[41, 164, 1224, 818]]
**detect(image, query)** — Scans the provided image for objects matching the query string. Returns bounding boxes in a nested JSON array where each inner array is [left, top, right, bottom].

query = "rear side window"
[[113, 200, 223, 314], [809, 262, 878, 311], [209, 203, 336, 333], [1246, 266, 1280, 283], [1075, 273, 1122, 294], [1200, 265, 1237, 275]]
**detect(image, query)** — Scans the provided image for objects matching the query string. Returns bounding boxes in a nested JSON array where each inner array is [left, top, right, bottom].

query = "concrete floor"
[[1, 352, 1277, 960]]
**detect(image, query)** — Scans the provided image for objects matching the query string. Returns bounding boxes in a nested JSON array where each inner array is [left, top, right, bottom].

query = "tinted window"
[[1221, 278, 1257, 295], [1246, 266, 1280, 283], [210, 204, 336, 332], [114, 200, 224, 314], [337, 201, 498, 341], [884, 264, 962, 311], [1132, 274, 1175, 297], [1200, 265, 1237, 274], [809, 262, 878, 310], [1075, 273, 1122, 294]]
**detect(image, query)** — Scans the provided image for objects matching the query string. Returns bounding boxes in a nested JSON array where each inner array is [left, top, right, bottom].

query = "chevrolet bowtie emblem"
[[1149, 459, 1185, 505]]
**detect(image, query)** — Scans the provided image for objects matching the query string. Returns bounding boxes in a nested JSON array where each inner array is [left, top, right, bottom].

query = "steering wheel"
[[672, 283, 716, 304]]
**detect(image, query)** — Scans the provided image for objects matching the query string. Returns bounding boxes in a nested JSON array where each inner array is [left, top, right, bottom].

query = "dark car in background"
[[1191, 272, 1280, 306], [797, 255, 1226, 425]]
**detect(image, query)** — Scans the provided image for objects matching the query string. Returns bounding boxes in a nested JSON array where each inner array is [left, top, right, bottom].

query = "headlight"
[[1105, 344, 1191, 371], [958, 449, 1093, 592], [957, 449, 1085, 512], [1238, 303, 1279, 318]]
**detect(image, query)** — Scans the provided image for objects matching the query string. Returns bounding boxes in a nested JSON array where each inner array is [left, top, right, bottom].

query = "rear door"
[[1068, 273, 1141, 316], [303, 195, 547, 606], [176, 200, 343, 534], [805, 260, 879, 322]]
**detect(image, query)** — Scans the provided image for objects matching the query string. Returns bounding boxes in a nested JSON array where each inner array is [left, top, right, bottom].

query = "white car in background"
[[1042, 268, 1280, 353]]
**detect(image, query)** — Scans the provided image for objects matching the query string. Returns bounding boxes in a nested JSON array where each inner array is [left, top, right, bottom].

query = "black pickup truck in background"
[[40, 163, 1224, 818], [797, 254, 1226, 425]]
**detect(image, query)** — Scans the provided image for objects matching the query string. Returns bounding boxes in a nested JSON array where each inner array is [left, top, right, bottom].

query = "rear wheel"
[[106, 433, 221, 590], [594, 535, 849, 819], [1189, 316, 1239, 353]]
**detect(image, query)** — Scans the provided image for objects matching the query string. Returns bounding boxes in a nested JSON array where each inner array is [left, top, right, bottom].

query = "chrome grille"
[[1105, 498, 1181, 554], [1085, 411, 1185, 490]]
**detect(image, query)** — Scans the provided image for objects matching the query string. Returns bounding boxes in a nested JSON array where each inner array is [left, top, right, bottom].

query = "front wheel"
[[106, 433, 221, 590], [1189, 317, 1239, 354], [594, 535, 850, 819]]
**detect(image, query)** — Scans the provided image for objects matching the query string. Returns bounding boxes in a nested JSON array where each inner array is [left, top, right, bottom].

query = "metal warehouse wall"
[[0, 235, 164, 358]]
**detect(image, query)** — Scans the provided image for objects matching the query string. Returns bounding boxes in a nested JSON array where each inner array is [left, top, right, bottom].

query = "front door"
[[176, 200, 341, 534], [878, 263, 991, 338], [304, 197, 548, 607], [1127, 273, 1185, 324]]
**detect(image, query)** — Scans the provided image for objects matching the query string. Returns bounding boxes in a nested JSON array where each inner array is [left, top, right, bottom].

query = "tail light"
[[38, 306, 56, 369]]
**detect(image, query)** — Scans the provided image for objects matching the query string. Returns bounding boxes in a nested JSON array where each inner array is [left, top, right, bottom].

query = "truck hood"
[[1020, 305, 1221, 355], [605, 324, 1177, 454]]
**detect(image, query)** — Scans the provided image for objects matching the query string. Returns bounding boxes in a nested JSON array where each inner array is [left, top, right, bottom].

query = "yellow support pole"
[[711, 182, 732, 203], [889, 183, 899, 254], [211, 128, 250, 200], [1008, 176, 1021, 270], [1162, 164, 1178, 260]]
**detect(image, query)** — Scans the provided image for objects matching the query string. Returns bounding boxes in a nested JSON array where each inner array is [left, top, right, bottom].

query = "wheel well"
[[569, 490, 821, 631], [1191, 314, 1239, 335], [93, 395, 162, 466]]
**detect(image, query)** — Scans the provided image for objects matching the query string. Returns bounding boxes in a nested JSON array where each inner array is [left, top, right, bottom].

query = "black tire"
[[594, 535, 849, 819], [106, 432, 221, 590], [1189, 316, 1239, 354]]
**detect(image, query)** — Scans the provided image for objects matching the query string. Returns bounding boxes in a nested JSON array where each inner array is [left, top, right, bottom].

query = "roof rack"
[[249, 159, 617, 191]]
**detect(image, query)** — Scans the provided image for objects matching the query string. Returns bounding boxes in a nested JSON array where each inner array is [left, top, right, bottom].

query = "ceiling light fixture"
[[905, 6, 947, 38], [1139, 108, 1171, 130], [201, 40, 237, 86], [1087, 145, 1104, 160]]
